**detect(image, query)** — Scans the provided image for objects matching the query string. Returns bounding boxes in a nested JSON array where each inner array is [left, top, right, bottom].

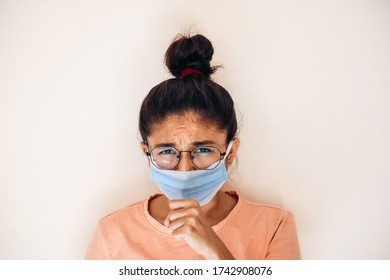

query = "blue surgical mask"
[[149, 142, 233, 206]]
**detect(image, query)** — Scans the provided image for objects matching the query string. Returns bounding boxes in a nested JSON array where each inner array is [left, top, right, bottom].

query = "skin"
[[140, 112, 240, 260]]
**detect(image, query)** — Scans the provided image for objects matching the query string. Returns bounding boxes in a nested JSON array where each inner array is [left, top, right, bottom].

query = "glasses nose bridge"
[[177, 150, 194, 161], [175, 150, 195, 170]]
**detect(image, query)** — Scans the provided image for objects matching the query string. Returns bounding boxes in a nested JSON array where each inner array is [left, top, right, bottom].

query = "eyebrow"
[[192, 140, 217, 146], [153, 140, 217, 148]]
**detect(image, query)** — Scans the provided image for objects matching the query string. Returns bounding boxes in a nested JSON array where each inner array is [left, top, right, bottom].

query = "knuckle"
[[189, 200, 199, 207], [188, 215, 196, 222], [172, 232, 185, 241], [187, 216, 198, 227], [185, 224, 195, 234], [188, 207, 198, 216]]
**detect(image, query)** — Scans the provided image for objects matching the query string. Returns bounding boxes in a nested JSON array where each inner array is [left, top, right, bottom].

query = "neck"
[[200, 191, 224, 221]]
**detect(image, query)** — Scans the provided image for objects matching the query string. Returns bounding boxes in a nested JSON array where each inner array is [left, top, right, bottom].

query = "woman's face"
[[141, 113, 239, 171]]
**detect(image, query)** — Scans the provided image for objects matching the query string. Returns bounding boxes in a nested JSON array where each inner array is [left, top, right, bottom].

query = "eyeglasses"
[[146, 145, 228, 170]]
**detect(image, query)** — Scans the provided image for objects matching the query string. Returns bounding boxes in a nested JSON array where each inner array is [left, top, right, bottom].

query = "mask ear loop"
[[224, 140, 234, 158], [224, 140, 235, 166], [205, 141, 234, 170]]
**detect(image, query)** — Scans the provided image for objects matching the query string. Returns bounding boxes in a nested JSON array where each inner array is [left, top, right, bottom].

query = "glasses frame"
[[146, 145, 227, 170]]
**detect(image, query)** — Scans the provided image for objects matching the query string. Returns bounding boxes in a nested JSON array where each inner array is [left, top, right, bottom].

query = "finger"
[[167, 216, 188, 232], [164, 206, 199, 227], [168, 199, 200, 210], [164, 199, 201, 226], [166, 206, 198, 222], [171, 230, 187, 242], [168, 215, 200, 232], [170, 220, 198, 242]]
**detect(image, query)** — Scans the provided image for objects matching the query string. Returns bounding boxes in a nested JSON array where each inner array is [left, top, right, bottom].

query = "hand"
[[164, 199, 235, 260]]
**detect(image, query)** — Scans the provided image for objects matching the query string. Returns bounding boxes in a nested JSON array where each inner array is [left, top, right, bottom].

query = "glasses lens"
[[151, 146, 179, 170], [191, 146, 222, 169]]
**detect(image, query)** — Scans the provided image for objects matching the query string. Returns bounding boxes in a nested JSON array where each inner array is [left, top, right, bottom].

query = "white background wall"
[[1, 0, 389, 259]]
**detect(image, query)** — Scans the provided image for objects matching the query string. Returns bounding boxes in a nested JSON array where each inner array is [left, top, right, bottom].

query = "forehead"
[[147, 113, 226, 147]]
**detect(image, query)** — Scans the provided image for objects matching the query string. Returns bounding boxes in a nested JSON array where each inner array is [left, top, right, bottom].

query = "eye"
[[193, 146, 214, 154], [156, 147, 178, 156]]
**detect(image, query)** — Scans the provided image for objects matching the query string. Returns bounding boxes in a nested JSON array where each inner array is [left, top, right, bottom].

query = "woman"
[[85, 34, 301, 260]]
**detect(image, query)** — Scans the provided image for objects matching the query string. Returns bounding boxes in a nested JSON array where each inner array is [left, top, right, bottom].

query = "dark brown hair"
[[139, 34, 238, 144]]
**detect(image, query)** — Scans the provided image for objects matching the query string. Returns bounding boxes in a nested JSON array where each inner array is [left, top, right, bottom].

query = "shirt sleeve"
[[85, 222, 113, 260], [266, 211, 301, 260]]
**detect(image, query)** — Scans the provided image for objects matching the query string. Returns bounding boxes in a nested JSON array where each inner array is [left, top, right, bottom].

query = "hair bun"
[[165, 34, 216, 79]]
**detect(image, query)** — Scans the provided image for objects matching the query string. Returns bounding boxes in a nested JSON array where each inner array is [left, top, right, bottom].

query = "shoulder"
[[97, 197, 149, 231], [228, 190, 288, 211], [228, 191, 294, 226], [243, 197, 289, 214]]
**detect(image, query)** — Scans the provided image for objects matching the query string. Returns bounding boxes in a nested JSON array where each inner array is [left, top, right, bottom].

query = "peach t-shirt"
[[85, 192, 301, 259]]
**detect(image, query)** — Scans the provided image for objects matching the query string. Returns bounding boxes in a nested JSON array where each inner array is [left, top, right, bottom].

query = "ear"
[[140, 142, 151, 167], [140, 141, 147, 154], [226, 137, 240, 167]]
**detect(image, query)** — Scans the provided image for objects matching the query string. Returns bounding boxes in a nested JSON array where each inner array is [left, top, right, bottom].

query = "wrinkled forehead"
[[147, 113, 227, 148], [151, 112, 225, 133]]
